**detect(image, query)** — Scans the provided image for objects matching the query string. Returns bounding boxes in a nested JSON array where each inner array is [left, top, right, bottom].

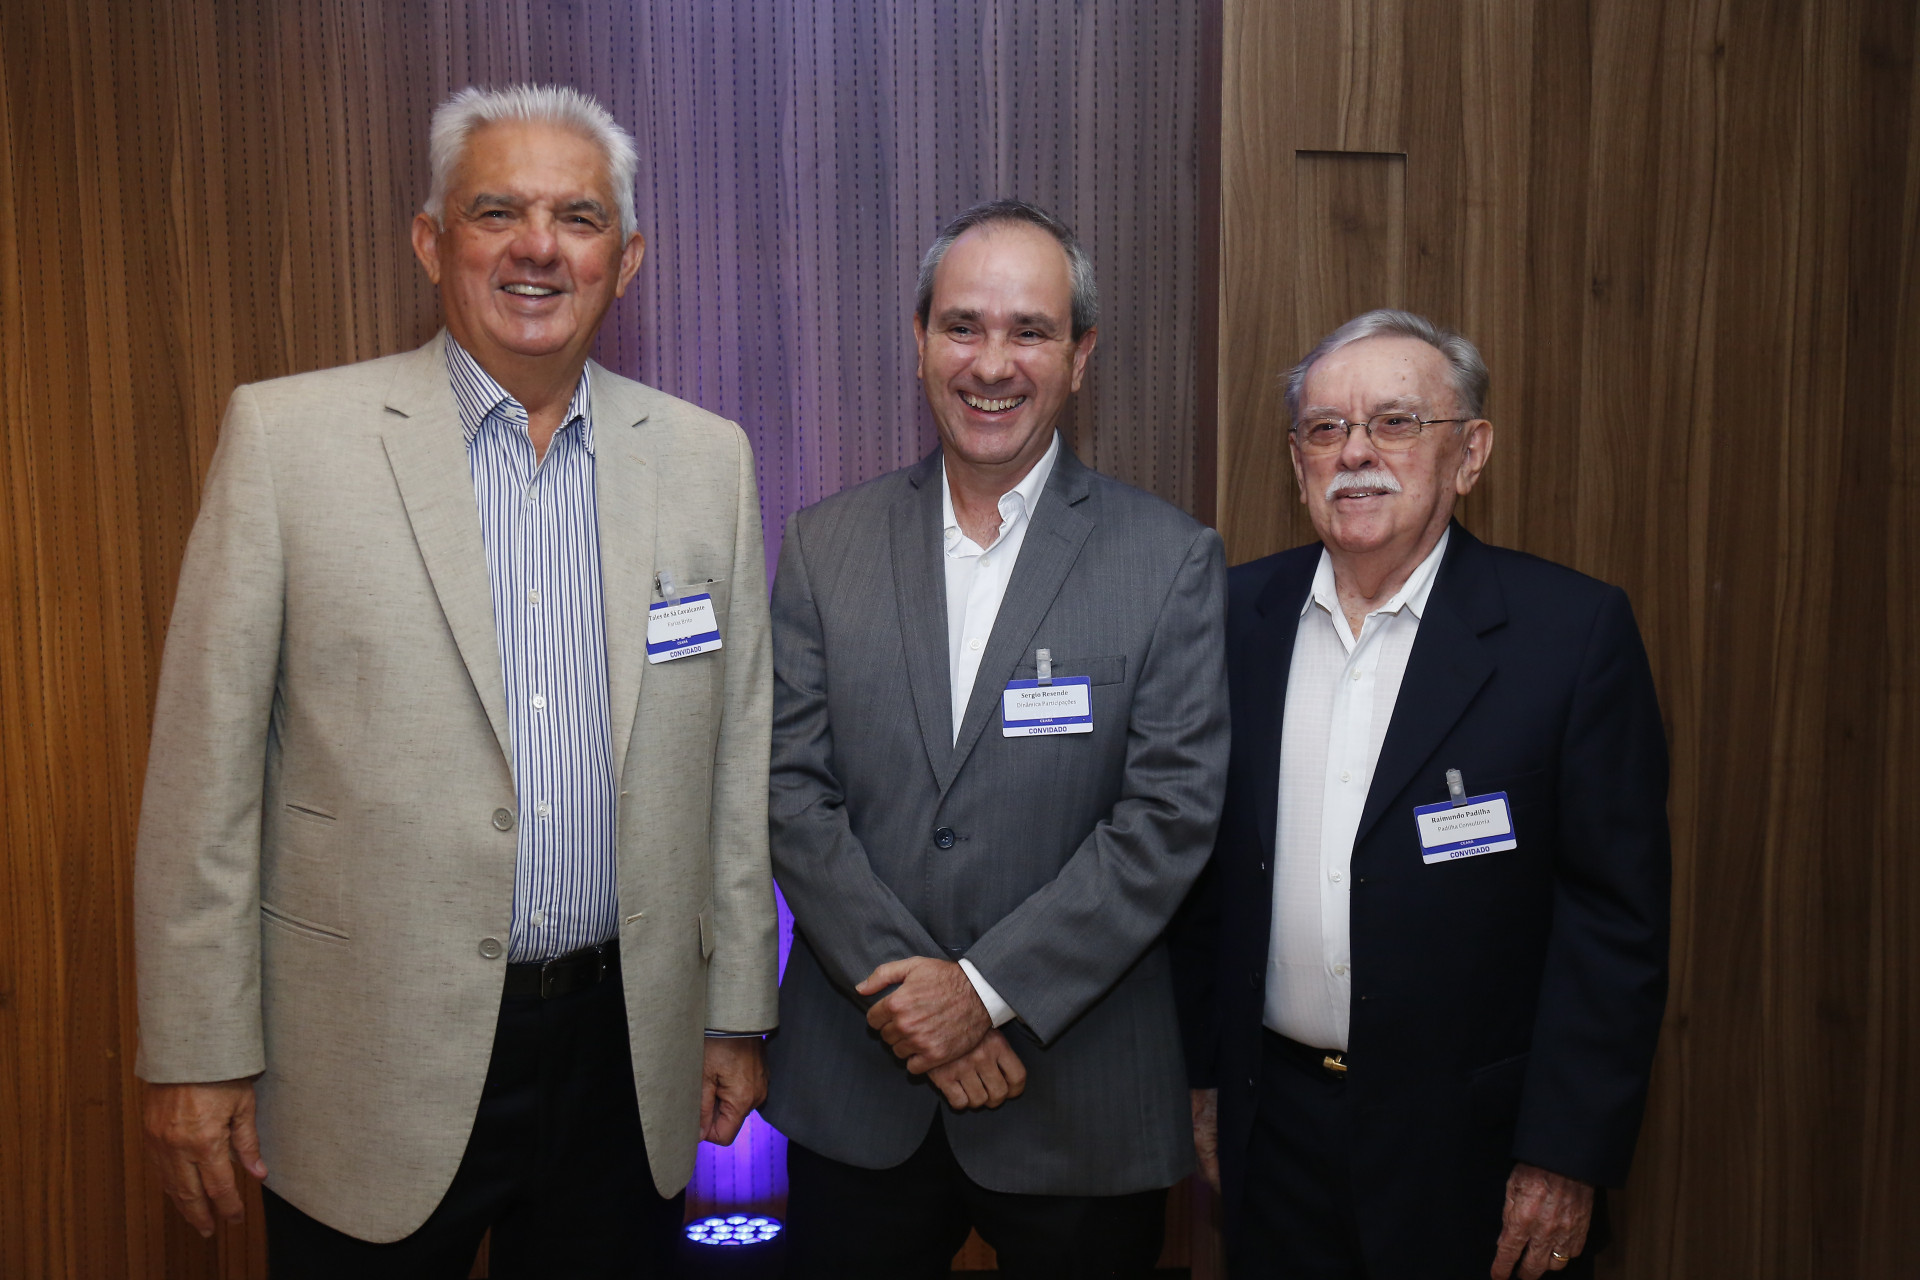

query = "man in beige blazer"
[[133, 85, 777, 1277]]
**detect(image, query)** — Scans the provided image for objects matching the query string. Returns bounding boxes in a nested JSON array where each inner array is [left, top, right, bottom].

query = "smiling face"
[[411, 119, 643, 379], [1291, 334, 1492, 566], [913, 221, 1096, 485]]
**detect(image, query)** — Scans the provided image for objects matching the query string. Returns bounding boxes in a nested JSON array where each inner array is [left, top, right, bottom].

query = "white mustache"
[[1324, 470, 1403, 501]]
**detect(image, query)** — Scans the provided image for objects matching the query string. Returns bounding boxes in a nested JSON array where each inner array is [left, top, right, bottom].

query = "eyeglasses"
[[1289, 411, 1472, 454]]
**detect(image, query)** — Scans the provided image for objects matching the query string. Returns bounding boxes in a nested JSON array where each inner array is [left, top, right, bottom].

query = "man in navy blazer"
[[1177, 310, 1669, 1279]]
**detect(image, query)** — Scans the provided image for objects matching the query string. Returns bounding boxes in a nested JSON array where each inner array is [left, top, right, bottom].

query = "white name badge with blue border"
[[1001, 677, 1093, 737], [1413, 793, 1518, 864], [646, 593, 723, 664]]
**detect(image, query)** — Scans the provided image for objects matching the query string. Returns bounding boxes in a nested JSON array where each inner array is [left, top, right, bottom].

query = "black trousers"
[[262, 967, 683, 1280], [1232, 1031, 1597, 1280], [783, 1116, 1167, 1280]]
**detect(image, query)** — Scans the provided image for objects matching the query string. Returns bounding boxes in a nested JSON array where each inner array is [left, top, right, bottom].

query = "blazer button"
[[492, 808, 514, 832], [478, 937, 504, 959], [1246, 970, 1261, 989], [934, 826, 956, 849]]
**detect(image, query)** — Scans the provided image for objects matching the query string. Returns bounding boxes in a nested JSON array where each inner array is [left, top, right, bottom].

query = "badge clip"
[[655, 568, 679, 605], [1445, 768, 1469, 808], [1036, 648, 1053, 687]]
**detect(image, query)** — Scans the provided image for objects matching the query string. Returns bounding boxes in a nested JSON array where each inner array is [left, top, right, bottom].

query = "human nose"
[[509, 211, 561, 263], [1335, 417, 1381, 467], [972, 332, 1016, 383]]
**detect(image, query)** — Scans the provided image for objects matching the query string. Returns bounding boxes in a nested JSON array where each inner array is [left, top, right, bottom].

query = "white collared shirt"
[[938, 430, 1061, 1028], [1264, 527, 1451, 1050]]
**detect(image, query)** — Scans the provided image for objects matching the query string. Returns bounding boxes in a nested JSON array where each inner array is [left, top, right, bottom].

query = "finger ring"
[[1550, 1251, 1570, 1263]]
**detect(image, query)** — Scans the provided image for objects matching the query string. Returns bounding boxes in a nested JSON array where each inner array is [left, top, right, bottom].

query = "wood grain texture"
[[1216, 0, 1920, 1276]]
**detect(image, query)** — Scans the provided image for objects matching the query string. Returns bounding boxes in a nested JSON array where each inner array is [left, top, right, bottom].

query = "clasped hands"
[[857, 956, 1026, 1111]]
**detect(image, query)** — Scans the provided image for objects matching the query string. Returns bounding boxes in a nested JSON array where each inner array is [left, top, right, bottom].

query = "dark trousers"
[[1232, 1031, 1596, 1280], [783, 1116, 1167, 1280], [262, 967, 683, 1280]]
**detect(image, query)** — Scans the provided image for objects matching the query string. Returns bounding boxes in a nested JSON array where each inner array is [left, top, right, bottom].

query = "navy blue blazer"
[[1174, 523, 1670, 1270]]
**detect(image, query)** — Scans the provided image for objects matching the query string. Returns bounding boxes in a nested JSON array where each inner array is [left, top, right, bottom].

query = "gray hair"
[[423, 85, 640, 238], [1284, 308, 1490, 422], [915, 199, 1099, 340]]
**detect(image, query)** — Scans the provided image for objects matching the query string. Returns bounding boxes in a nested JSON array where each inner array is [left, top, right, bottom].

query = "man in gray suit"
[[764, 199, 1230, 1278], [135, 85, 777, 1277]]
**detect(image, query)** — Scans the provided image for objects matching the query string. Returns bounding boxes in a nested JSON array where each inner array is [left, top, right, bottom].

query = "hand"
[[1491, 1162, 1594, 1279], [926, 1030, 1027, 1110], [142, 1079, 268, 1238], [1191, 1088, 1220, 1192], [700, 1037, 768, 1146], [857, 956, 992, 1073]]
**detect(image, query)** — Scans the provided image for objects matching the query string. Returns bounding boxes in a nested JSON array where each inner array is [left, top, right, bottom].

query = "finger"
[[987, 1037, 1027, 1097], [199, 1148, 247, 1224], [1490, 1222, 1528, 1279], [160, 1156, 219, 1238], [1202, 1153, 1221, 1194], [229, 1105, 268, 1181], [932, 1071, 970, 1109], [700, 1074, 718, 1134], [856, 959, 915, 996], [979, 1061, 1009, 1108]]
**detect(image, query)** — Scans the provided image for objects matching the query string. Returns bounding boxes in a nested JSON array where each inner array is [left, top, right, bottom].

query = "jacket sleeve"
[[767, 513, 947, 996], [702, 425, 780, 1034], [133, 385, 283, 1084], [958, 527, 1233, 1046], [1512, 585, 1672, 1186]]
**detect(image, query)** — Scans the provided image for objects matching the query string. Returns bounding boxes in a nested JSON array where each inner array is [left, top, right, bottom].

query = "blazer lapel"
[[1245, 548, 1320, 868], [1354, 524, 1505, 846], [589, 363, 658, 781], [890, 452, 960, 789], [379, 333, 513, 763], [948, 449, 1095, 779]]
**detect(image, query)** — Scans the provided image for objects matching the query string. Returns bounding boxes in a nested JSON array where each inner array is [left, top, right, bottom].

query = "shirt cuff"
[[958, 958, 1017, 1028], [704, 1029, 770, 1038]]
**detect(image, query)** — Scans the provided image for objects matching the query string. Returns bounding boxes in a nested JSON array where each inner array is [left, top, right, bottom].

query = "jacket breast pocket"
[[1011, 654, 1127, 686]]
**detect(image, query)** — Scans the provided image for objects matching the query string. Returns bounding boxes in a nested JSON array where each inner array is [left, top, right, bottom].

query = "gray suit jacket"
[[763, 444, 1228, 1195], [133, 333, 778, 1241]]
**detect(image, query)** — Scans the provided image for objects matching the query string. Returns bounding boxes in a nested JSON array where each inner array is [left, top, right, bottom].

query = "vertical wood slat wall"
[[0, 2, 1206, 1277], [1218, 1, 1919, 1276]]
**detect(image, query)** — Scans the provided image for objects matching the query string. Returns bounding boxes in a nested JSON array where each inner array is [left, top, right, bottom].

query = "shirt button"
[[979, 555, 990, 567], [478, 937, 504, 959], [1330, 870, 1343, 883], [530, 910, 547, 927], [968, 638, 983, 651], [1351, 669, 1362, 681], [491, 808, 514, 831], [531, 694, 547, 710], [528, 589, 540, 605], [934, 826, 957, 849], [1340, 770, 1351, 782], [1333, 963, 1349, 976], [535, 801, 552, 819]]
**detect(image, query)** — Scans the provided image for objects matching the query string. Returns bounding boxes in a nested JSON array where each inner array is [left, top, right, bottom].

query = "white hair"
[[1284, 308, 1490, 422], [423, 85, 639, 237]]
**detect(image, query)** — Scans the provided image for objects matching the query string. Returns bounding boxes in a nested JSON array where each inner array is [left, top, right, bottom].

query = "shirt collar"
[[941, 430, 1062, 552], [1304, 525, 1453, 621], [445, 334, 595, 455]]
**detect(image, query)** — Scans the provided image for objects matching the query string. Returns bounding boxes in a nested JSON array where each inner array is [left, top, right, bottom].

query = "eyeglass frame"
[[1288, 410, 1476, 454]]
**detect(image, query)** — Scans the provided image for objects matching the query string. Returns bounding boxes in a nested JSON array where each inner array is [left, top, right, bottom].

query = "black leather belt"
[[1266, 1028, 1348, 1077], [504, 940, 619, 1000]]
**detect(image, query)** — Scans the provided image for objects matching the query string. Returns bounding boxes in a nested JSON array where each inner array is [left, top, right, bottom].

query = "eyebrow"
[[463, 193, 613, 222], [1299, 395, 1427, 418], [932, 307, 1064, 330]]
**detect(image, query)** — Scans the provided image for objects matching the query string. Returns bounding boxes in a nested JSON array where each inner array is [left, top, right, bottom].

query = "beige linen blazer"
[[133, 333, 778, 1242]]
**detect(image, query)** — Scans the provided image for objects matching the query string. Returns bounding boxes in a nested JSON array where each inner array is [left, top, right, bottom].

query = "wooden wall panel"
[[1217, 0, 1920, 1276]]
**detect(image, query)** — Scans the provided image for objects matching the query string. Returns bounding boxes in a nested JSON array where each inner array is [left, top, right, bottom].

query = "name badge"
[[1001, 677, 1093, 737], [646, 593, 723, 664], [1412, 792, 1518, 864]]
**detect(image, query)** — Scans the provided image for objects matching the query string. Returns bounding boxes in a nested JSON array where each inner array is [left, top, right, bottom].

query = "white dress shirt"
[[939, 430, 1061, 1028], [1264, 527, 1451, 1050]]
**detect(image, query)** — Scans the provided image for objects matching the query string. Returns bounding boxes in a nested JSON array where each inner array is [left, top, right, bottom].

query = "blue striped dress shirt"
[[449, 337, 618, 963]]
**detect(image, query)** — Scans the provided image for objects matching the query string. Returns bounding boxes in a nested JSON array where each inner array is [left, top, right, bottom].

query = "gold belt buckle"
[[1321, 1052, 1347, 1075]]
